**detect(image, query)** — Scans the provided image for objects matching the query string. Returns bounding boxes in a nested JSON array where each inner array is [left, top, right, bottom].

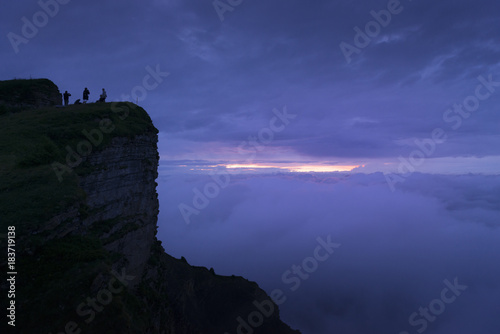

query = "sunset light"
[[288, 165, 361, 172], [224, 164, 280, 169], [222, 163, 361, 173]]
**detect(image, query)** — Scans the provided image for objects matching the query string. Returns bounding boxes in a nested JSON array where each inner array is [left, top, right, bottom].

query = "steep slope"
[[0, 79, 300, 334]]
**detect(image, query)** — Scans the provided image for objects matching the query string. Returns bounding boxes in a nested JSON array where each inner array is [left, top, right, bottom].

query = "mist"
[[157, 171, 500, 334]]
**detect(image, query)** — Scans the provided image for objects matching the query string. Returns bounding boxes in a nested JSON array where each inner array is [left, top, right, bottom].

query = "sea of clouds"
[[157, 171, 500, 334]]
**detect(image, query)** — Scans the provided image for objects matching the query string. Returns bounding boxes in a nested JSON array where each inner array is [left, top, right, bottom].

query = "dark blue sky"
[[2, 0, 500, 174]]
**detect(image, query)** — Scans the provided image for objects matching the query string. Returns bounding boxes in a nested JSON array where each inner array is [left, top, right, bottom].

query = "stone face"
[[71, 131, 300, 333], [142, 249, 302, 334], [78, 134, 159, 284], [32, 133, 160, 284]]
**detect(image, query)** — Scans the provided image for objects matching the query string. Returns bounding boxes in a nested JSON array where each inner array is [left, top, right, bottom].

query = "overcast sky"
[[2, 0, 500, 174]]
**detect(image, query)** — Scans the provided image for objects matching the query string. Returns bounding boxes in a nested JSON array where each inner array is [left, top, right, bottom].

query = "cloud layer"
[[158, 172, 500, 334]]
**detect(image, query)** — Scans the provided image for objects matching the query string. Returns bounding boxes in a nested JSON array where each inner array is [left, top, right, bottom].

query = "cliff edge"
[[0, 79, 300, 334]]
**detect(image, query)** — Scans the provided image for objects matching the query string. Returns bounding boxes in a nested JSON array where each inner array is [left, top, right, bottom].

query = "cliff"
[[0, 79, 300, 334]]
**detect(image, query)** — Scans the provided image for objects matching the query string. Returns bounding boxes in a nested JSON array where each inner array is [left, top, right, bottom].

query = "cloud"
[[157, 172, 500, 334]]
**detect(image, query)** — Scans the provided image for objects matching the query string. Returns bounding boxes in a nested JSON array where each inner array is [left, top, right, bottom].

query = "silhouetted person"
[[63, 91, 71, 106], [74, 99, 81, 105], [98, 88, 107, 102], [83, 87, 90, 103]]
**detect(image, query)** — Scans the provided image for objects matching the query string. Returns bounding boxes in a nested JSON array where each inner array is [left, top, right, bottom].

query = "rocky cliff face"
[[0, 80, 300, 334], [78, 134, 159, 284], [70, 121, 299, 334], [33, 133, 160, 284]]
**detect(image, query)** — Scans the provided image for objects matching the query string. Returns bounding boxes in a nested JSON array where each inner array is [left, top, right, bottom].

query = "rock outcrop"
[[0, 78, 62, 112]]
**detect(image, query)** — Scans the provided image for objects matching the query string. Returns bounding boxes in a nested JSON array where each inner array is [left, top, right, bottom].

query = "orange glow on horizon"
[[288, 165, 360, 172], [222, 163, 360, 172], [224, 164, 281, 169]]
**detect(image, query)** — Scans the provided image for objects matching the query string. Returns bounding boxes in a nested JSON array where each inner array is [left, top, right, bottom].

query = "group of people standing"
[[63, 88, 107, 106]]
